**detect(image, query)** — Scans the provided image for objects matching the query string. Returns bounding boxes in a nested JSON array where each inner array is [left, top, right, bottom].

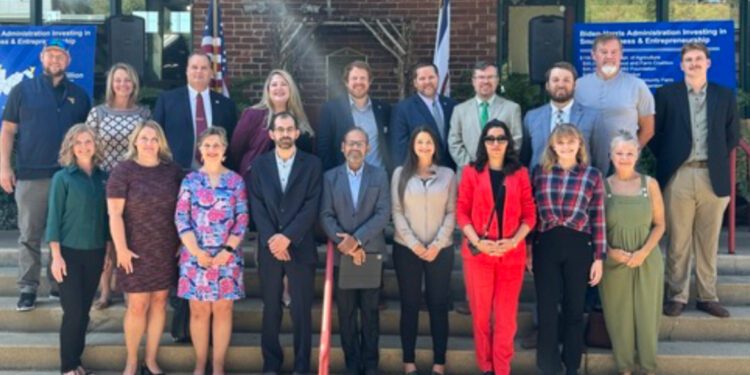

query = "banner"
[[0, 25, 96, 114], [572, 21, 735, 90]]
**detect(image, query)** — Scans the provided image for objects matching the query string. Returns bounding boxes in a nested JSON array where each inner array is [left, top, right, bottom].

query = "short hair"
[[342, 60, 372, 83], [187, 50, 212, 66], [196, 127, 229, 149], [545, 61, 578, 82], [540, 123, 589, 171], [681, 42, 710, 59], [58, 124, 104, 167], [609, 130, 640, 154], [105, 62, 141, 108], [126, 120, 173, 163], [342, 127, 369, 144], [472, 61, 498, 77], [411, 61, 438, 80], [592, 33, 622, 52], [270, 111, 298, 130]]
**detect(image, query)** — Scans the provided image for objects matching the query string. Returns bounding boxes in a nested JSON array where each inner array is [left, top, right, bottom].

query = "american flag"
[[433, 0, 451, 96], [202, 0, 229, 97]]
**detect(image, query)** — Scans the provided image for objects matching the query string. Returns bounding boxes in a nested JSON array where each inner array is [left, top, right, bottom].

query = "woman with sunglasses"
[[456, 120, 535, 375]]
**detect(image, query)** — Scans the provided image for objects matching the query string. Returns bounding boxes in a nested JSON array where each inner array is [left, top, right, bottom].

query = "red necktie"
[[195, 92, 208, 161]]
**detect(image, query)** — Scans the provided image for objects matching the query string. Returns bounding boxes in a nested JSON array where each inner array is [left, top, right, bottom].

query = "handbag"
[[584, 308, 612, 349]]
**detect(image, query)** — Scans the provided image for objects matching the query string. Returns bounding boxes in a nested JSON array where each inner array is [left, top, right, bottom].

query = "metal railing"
[[317, 241, 334, 375], [729, 139, 750, 254]]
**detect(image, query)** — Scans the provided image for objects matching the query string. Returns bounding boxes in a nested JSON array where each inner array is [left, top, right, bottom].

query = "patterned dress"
[[86, 105, 150, 172], [175, 170, 249, 301]]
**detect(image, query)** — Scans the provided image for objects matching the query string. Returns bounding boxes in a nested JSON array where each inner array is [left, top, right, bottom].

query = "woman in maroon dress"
[[107, 120, 183, 375]]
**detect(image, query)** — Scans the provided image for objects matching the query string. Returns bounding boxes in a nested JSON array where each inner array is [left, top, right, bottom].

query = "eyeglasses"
[[344, 141, 366, 148], [483, 135, 509, 144]]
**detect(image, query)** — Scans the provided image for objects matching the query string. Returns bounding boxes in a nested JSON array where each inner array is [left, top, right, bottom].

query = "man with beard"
[[317, 60, 392, 174], [524, 62, 603, 172], [320, 127, 390, 375], [1, 39, 91, 311], [390, 62, 457, 169], [448, 61, 522, 174], [249, 111, 322, 374], [575, 34, 654, 173]]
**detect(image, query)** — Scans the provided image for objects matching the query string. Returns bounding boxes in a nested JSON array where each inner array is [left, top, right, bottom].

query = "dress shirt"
[[418, 93, 445, 139], [686, 82, 708, 162], [275, 151, 296, 192], [188, 85, 214, 134], [475, 95, 497, 128], [349, 96, 384, 168], [549, 100, 575, 131], [346, 163, 364, 210]]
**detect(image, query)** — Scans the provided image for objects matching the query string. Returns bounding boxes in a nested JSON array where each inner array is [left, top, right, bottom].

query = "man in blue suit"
[[152, 51, 237, 170], [390, 62, 457, 169], [523, 62, 605, 172], [317, 60, 392, 173]]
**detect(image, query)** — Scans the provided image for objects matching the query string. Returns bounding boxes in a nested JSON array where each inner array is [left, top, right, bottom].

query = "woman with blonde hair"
[[531, 123, 605, 375], [86, 62, 150, 309], [107, 120, 184, 375], [46, 124, 108, 375]]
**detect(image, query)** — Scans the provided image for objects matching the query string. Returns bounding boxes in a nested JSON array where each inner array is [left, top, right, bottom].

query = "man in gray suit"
[[524, 62, 606, 173], [319, 127, 391, 375], [448, 61, 522, 172]]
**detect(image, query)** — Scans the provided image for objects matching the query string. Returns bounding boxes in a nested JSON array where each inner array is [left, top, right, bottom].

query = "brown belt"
[[684, 160, 708, 168]]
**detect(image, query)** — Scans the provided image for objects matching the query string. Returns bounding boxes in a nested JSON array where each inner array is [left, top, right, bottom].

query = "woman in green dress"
[[599, 131, 665, 375]]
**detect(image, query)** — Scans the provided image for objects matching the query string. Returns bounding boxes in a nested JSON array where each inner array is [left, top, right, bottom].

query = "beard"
[[548, 89, 574, 103], [44, 67, 65, 78], [600, 64, 619, 77], [276, 137, 294, 149]]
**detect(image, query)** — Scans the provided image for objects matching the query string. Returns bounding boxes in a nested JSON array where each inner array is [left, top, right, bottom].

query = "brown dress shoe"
[[697, 301, 730, 318], [663, 301, 685, 316]]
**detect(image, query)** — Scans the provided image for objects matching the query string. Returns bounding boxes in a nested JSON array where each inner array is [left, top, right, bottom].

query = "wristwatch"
[[221, 245, 235, 254]]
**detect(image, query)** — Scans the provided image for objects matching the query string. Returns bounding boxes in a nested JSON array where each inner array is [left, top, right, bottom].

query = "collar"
[[346, 163, 364, 177], [348, 95, 372, 111], [475, 95, 496, 106], [550, 99, 575, 113], [275, 150, 297, 164], [65, 164, 101, 176], [418, 93, 439, 106], [552, 163, 584, 173], [188, 85, 210, 98], [41, 73, 67, 88], [686, 81, 708, 95]]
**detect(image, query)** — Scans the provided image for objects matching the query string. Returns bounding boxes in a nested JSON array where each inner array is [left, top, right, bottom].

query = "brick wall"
[[192, 0, 497, 127]]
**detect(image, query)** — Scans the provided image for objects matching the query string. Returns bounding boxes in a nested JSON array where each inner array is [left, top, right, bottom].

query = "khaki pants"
[[16, 178, 51, 294], [664, 166, 729, 303]]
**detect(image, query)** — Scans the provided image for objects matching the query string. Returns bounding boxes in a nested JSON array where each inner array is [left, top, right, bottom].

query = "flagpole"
[[212, 0, 219, 91]]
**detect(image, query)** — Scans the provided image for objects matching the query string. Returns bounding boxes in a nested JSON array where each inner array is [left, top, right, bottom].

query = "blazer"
[[390, 94, 457, 169], [523, 101, 604, 172], [319, 163, 391, 265], [448, 96, 523, 169], [317, 96, 393, 173], [652, 81, 740, 197], [248, 150, 323, 265], [456, 165, 536, 266], [152, 86, 238, 170]]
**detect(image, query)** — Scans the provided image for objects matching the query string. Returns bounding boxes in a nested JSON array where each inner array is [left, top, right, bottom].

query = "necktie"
[[195, 93, 208, 161], [480, 101, 489, 129], [432, 100, 445, 141], [555, 109, 564, 127]]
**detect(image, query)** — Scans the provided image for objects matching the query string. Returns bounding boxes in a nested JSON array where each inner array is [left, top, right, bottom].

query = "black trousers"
[[335, 268, 380, 374], [258, 256, 316, 373], [533, 227, 593, 375], [58, 247, 105, 373], [392, 243, 453, 364]]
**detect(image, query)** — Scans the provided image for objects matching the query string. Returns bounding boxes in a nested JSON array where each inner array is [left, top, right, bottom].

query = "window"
[[0, 0, 31, 23], [670, 0, 739, 27], [586, 0, 657, 22], [43, 0, 110, 23]]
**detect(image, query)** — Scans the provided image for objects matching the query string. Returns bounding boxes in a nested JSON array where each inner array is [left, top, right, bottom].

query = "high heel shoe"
[[140, 364, 165, 375]]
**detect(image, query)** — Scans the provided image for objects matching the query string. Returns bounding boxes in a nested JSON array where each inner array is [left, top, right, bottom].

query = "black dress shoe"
[[140, 364, 165, 375]]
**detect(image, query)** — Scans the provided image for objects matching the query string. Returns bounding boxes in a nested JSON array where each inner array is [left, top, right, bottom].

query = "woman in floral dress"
[[175, 127, 249, 375]]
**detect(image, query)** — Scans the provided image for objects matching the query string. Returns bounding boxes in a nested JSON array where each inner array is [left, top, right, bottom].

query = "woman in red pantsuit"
[[457, 120, 536, 375]]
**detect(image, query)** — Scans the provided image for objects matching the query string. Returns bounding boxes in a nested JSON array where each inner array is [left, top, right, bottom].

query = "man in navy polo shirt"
[[0, 38, 91, 311]]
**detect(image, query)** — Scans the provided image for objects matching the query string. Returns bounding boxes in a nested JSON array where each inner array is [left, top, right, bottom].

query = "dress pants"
[[664, 166, 729, 303], [335, 268, 381, 374], [16, 179, 55, 294], [258, 256, 316, 373], [533, 227, 593, 375], [58, 247, 105, 373]]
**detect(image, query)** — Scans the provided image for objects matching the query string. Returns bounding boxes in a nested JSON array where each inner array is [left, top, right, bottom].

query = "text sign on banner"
[[572, 21, 735, 90], [0, 25, 97, 115]]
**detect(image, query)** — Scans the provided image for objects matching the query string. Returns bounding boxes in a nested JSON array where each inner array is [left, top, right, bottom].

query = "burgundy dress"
[[107, 160, 184, 293]]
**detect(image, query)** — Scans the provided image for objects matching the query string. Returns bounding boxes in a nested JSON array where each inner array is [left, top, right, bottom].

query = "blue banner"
[[0, 25, 96, 115], [572, 21, 735, 90]]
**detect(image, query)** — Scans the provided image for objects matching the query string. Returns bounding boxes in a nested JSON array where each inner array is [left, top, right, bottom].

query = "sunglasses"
[[483, 135, 509, 144]]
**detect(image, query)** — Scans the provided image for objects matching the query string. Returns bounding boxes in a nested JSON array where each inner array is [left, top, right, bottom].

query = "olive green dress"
[[599, 175, 664, 373]]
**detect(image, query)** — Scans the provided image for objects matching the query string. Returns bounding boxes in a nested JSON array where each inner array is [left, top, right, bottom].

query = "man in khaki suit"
[[448, 61, 522, 172]]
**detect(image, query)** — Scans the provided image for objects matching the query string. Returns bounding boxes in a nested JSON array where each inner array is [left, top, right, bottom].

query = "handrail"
[[729, 139, 750, 254], [317, 241, 334, 375]]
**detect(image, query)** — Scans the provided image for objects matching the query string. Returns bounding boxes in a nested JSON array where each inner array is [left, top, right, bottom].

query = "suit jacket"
[[652, 81, 740, 197], [390, 94, 457, 169], [448, 95, 523, 169], [249, 150, 323, 264], [152, 86, 238, 170], [319, 163, 390, 265], [523, 101, 605, 172], [317, 96, 392, 173]]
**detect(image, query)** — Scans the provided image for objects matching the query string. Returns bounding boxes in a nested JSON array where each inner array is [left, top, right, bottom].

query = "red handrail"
[[318, 241, 334, 375], [729, 139, 750, 254]]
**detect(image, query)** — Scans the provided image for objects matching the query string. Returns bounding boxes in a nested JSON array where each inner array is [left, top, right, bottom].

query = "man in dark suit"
[[317, 60, 392, 173], [390, 62, 457, 169], [652, 43, 739, 318], [152, 51, 237, 170], [249, 112, 322, 374], [319, 127, 390, 375]]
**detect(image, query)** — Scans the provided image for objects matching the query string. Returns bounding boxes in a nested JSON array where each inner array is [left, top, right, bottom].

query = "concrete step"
[[1, 332, 749, 375]]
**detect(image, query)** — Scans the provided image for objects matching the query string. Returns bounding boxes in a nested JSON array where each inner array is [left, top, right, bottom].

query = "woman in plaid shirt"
[[530, 124, 605, 375]]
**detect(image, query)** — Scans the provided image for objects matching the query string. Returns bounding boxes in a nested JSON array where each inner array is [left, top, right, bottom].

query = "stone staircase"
[[0, 230, 748, 374]]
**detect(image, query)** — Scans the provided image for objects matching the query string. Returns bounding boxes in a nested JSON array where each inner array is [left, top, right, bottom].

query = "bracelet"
[[221, 245, 235, 254]]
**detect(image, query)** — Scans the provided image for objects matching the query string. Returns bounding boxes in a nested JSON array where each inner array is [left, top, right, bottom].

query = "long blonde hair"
[[58, 123, 104, 167], [125, 120, 173, 163], [105, 63, 140, 108], [541, 123, 589, 171], [253, 69, 314, 136]]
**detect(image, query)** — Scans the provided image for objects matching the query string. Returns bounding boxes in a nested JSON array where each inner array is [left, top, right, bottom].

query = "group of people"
[[0, 31, 739, 375]]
